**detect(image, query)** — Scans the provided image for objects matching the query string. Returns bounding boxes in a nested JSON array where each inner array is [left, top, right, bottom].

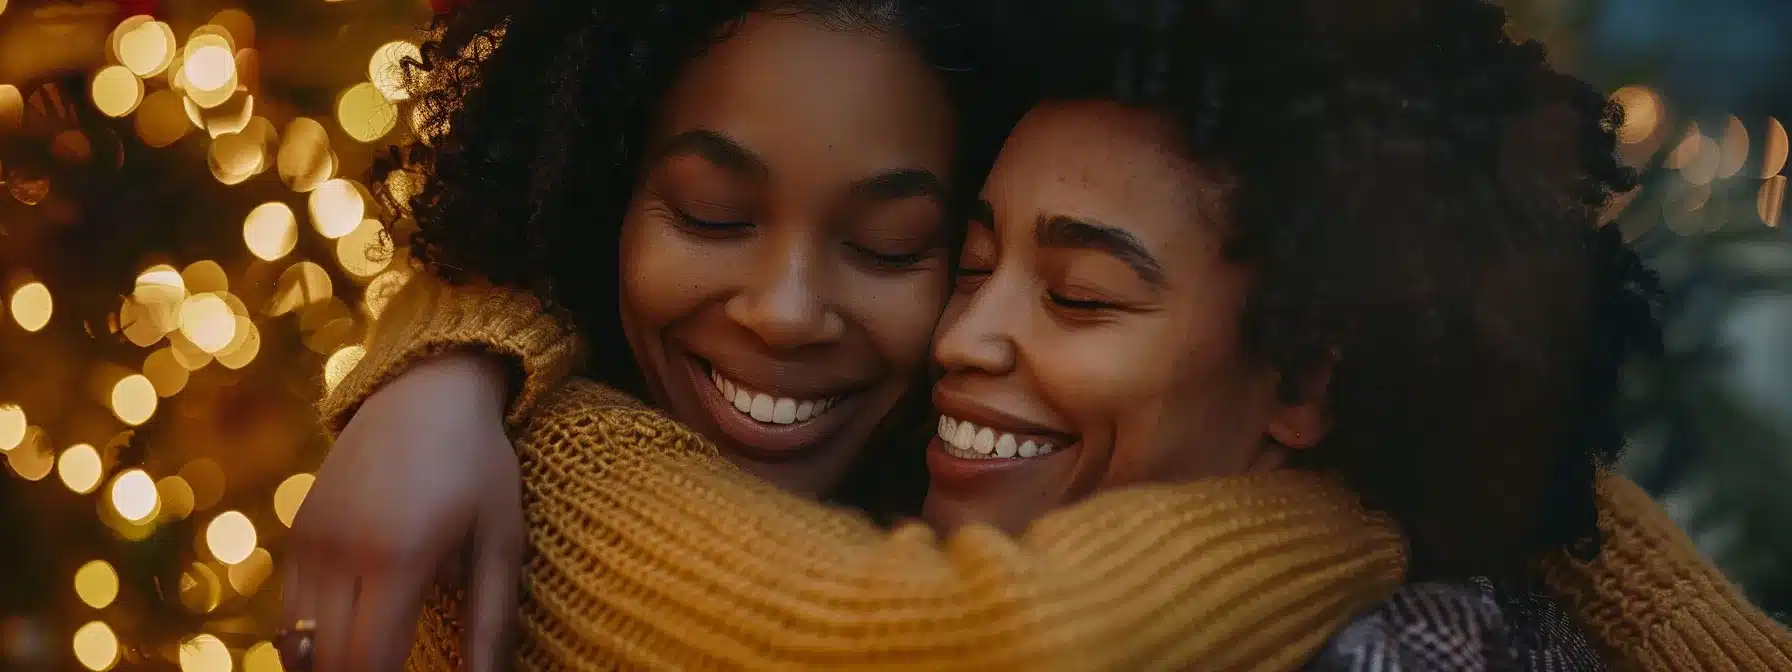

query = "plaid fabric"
[[1305, 579, 1606, 672]]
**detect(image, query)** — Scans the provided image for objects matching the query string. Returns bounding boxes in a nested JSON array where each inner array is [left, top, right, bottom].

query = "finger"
[[347, 568, 431, 672], [462, 517, 525, 672], [311, 573, 361, 672]]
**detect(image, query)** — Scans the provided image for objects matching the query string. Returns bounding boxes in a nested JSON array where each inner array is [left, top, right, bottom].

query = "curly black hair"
[[994, 0, 1664, 580], [374, 0, 1015, 518]]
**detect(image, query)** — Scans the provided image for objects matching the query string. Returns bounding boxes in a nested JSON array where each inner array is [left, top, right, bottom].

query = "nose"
[[932, 275, 1018, 376], [724, 241, 846, 349]]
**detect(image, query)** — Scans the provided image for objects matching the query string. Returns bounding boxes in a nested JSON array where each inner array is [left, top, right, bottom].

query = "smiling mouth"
[[707, 368, 845, 426], [935, 415, 1067, 460]]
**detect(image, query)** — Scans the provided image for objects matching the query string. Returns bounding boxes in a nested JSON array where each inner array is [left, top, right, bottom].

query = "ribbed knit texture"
[[322, 280, 1792, 671], [404, 380, 1407, 670], [318, 274, 583, 435], [1539, 476, 1792, 671]]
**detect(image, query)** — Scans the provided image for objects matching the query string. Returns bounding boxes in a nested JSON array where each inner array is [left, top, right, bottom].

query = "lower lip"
[[684, 356, 861, 462], [925, 435, 1077, 486]]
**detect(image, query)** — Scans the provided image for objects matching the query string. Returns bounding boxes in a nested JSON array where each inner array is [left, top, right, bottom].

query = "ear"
[[1266, 355, 1334, 450]]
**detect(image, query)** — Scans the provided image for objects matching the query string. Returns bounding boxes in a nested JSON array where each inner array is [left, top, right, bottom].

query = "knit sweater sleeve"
[[317, 274, 583, 437], [1540, 472, 1792, 671], [417, 380, 1409, 671]]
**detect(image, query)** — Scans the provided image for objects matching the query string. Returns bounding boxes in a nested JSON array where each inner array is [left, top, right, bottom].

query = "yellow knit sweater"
[[320, 277, 1792, 671]]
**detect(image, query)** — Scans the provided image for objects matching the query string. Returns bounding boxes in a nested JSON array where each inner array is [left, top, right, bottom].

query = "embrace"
[[282, 0, 1792, 669]]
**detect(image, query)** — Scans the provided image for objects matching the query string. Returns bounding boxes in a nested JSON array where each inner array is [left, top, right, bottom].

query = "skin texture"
[[284, 14, 956, 671], [923, 102, 1330, 534], [619, 12, 958, 497]]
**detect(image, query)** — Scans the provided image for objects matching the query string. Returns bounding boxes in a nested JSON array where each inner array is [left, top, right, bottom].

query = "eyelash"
[[672, 208, 752, 235], [850, 244, 929, 270], [1047, 291, 1114, 311]]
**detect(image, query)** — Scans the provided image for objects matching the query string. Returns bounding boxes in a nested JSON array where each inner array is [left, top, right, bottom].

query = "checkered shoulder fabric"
[[1305, 580, 1606, 672]]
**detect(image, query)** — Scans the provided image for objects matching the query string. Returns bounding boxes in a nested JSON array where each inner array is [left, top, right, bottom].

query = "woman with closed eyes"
[[285, 0, 1792, 669]]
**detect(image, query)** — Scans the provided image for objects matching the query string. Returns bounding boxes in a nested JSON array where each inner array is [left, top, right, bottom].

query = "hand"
[[282, 352, 525, 672]]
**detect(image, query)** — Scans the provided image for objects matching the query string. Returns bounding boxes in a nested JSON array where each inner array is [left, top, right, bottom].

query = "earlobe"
[[1267, 354, 1335, 450]]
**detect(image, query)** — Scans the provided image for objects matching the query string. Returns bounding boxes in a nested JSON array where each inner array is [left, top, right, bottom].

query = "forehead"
[[653, 13, 956, 176], [984, 102, 1220, 233]]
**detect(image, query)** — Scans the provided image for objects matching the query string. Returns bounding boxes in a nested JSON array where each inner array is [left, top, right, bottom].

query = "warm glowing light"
[[274, 474, 315, 527], [72, 621, 120, 671], [117, 21, 177, 77], [10, 282, 52, 332], [0, 84, 23, 131], [1611, 86, 1661, 145], [134, 90, 192, 148], [310, 179, 368, 238], [0, 405, 24, 451], [1763, 118, 1788, 179], [111, 374, 158, 426], [1718, 116, 1750, 179], [74, 560, 120, 609], [227, 547, 274, 594], [244, 202, 299, 261], [180, 633, 233, 672], [277, 118, 336, 192], [336, 219, 393, 277], [184, 45, 237, 93], [215, 317, 262, 370], [158, 475, 197, 520], [337, 82, 397, 143], [370, 41, 421, 101], [1760, 175, 1786, 228], [206, 511, 257, 564], [144, 347, 190, 397], [183, 261, 229, 295], [111, 469, 159, 522], [242, 641, 284, 672], [268, 262, 335, 316], [363, 269, 411, 319], [324, 345, 367, 393], [7, 427, 54, 481], [91, 66, 144, 118], [210, 124, 267, 184], [180, 294, 238, 353], [58, 444, 103, 495]]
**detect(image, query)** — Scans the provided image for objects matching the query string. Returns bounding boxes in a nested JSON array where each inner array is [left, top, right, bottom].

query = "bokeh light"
[[1763, 118, 1788, 179], [336, 219, 393, 277], [58, 444, 103, 495], [323, 345, 366, 393], [205, 511, 256, 564], [276, 118, 335, 192], [72, 621, 120, 671], [1611, 85, 1661, 144], [110, 374, 158, 426], [179, 633, 232, 672], [243, 641, 285, 672], [116, 20, 178, 77], [273, 473, 314, 527], [244, 203, 299, 261], [111, 469, 160, 522], [309, 179, 368, 238], [179, 295, 238, 354], [157, 475, 197, 521], [338, 82, 398, 143], [10, 282, 52, 332], [74, 560, 120, 609], [134, 90, 192, 148], [370, 41, 421, 101], [90, 66, 144, 118], [0, 405, 24, 452]]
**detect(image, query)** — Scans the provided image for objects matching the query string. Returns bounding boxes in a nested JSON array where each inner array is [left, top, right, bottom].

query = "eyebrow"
[[653, 130, 768, 179], [848, 169, 947, 204], [1036, 214, 1168, 288]]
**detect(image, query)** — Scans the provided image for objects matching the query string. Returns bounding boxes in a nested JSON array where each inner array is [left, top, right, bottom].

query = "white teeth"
[[709, 370, 840, 426], [934, 415, 1064, 461]]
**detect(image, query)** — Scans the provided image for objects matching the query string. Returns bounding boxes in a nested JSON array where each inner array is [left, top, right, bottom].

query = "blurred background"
[[0, 0, 1787, 669]]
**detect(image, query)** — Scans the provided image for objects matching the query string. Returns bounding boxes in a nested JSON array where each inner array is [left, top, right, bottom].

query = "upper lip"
[[932, 386, 1077, 441], [696, 355, 861, 400]]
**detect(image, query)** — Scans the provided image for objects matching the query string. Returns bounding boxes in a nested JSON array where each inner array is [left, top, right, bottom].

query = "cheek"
[[618, 211, 722, 333], [845, 268, 950, 372]]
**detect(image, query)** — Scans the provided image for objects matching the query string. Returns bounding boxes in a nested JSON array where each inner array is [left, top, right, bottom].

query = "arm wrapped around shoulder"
[[409, 379, 1407, 671], [319, 274, 584, 437]]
